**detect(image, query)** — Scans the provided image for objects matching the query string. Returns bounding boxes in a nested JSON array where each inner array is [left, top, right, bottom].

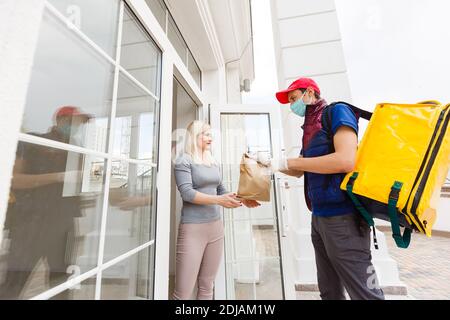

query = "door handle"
[[275, 175, 288, 237]]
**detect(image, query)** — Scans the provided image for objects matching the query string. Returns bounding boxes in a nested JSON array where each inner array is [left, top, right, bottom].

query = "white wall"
[[334, 0, 450, 108], [270, 0, 353, 163], [435, 198, 450, 232], [334, 0, 450, 233]]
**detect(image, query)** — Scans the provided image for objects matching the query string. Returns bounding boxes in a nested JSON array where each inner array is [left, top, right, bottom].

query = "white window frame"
[[126, 0, 207, 300], [23, 0, 162, 300], [7, 0, 204, 300], [4, 0, 207, 300]]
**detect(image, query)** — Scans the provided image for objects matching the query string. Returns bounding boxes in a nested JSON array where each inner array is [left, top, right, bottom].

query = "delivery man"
[[272, 78, 384, 300]]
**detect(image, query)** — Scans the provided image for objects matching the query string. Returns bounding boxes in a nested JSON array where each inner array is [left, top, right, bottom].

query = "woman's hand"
[[216, 193, 242, 208], [241, 199, 261, 208]]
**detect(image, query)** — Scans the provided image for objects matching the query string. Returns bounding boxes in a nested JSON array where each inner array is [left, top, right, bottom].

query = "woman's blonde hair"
[[184, 120, 217, 166]]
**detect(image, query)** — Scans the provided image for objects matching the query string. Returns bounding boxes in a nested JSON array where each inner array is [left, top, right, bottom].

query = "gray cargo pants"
[[311, 213, 385, 300]]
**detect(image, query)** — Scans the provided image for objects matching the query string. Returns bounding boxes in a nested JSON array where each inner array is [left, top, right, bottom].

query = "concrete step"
[[296, 291, 414, 300]]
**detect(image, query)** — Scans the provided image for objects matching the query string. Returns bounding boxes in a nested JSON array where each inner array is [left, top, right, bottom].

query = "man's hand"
[[257, 153, 288, 173], [279, 169, 304, 178], [117, 196, 151, 210], [57, 170, 83, 183], [285, 127, 357, 174], [270, 157, 288, 172]]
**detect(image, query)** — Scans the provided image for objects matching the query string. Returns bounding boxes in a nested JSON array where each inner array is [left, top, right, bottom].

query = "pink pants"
[[172, 219, 224, 300]]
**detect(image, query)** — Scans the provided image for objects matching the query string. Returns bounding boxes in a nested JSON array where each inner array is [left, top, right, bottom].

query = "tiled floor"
[[297, 229, 450, 300], [382, 229, 450, 300], [168, 226, 450, 300], [231, 226, 284, 300], [295, 291, 413, 300]]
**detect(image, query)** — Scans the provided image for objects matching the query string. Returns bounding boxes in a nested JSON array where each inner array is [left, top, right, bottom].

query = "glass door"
[[0, 1, 161, 300], [210, 105, 295, 300]]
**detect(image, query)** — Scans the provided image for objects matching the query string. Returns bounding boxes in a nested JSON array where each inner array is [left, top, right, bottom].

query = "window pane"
[[145, 0, 167, 31], [121, 7, 161, 96], [227, 261, 256, 300], [167, 15, 187, 64], [104, 164, 155, 261], [227, 259, 283, 300], [101, 246, 153, 299], [47, 0, 121, 57], [220, 113, 285, 300], [114, 73, 159, 161], [253, 220, 281, 259], [0, 142, 105, 299], [254, 258, 283, 300], [50, 276, 96, 300], [188, 50, 201, 88], [22, 10, 114, 153]]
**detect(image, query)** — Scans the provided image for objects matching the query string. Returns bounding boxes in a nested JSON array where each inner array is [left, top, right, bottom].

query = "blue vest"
[[303, 102, 363, 217]]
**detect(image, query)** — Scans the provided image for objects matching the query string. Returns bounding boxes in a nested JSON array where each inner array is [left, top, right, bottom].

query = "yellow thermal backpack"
[[335, 101, 450, 248]]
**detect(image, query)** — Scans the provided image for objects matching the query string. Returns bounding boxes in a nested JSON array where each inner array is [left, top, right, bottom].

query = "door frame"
[[210, 104, 296, 300], [126, 0, 208, 299]]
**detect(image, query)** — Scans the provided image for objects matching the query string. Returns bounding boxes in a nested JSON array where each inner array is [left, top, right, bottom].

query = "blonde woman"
[[172, 120, 259, 300]]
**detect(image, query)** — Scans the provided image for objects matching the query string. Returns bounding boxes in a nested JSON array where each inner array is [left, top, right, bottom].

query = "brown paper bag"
[[237, 153, 271, 201]]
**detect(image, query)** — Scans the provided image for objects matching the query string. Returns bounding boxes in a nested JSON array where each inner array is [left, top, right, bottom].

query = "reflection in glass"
[[104, 163, 155, 261], [5, 3, 163, 301], [121, 7, 161, 95], [114, 73, 158, 161], [50, 277, 96, 300], [22, 11, 114, 152], [47, 0, 121, 57], [0, 143, 105, 299], [101, 246, 153, 299]]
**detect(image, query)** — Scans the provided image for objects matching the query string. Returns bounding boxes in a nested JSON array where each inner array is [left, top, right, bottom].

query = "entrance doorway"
[[210, 104, 296, 300], [168, 77, 199, 297]]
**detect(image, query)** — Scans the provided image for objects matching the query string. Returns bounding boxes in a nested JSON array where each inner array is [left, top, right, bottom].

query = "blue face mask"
[[57, 124, 72, 137], [290, 92, 307, 117]]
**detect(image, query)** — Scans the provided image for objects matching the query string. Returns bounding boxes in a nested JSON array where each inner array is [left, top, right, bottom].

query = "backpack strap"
[[321, 106, 335, 190], [388, 181, 412, 248], [346, 172, 379, 249], [321, 101, 372, 152], [322, 104, 335, 152], [321, 102, 372, 191], [333, 101, 373, 121]]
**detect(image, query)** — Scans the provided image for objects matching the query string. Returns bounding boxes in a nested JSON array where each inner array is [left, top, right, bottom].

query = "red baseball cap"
[[275, 78, 320, 104], [55, 106, 92, 120]]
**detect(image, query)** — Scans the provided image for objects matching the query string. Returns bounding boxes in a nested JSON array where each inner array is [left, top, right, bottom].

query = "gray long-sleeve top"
[[174, 153, 228, 223]]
